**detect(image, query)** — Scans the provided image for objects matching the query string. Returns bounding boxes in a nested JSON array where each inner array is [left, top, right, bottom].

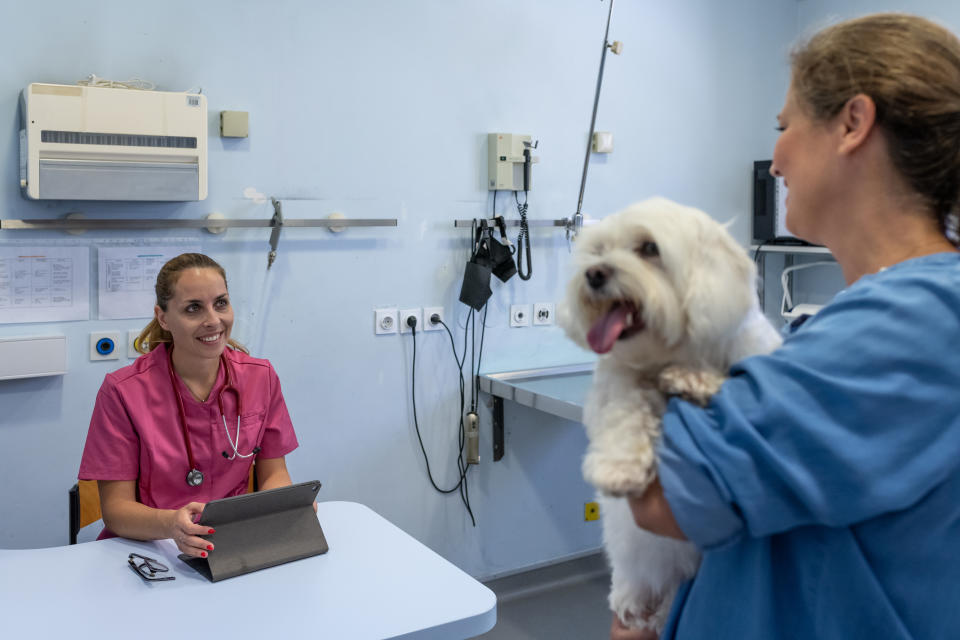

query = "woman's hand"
[[167, 501, 213, 558], [610, 614, 658, 640], [627, 479, 686, 540], [99, 481, 214, 553]]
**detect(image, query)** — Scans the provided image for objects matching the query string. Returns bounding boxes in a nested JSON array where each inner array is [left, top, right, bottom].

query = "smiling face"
[[155, 267, 233, 368], [771, 86, 843, 244]]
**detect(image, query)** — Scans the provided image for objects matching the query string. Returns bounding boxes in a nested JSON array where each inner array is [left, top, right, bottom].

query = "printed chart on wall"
[[0, 246, 90, 324], [98, 246, 199, 320]]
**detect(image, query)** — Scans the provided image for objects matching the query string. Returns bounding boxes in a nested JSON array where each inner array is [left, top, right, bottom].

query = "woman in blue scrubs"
[[614, 13, 960, 640]]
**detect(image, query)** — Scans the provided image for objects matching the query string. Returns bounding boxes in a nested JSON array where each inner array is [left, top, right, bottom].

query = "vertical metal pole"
[[573, 0, 616, 237]]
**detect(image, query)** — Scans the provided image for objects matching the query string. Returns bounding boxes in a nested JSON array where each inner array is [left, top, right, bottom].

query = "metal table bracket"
[[492, 397, 505, 461]]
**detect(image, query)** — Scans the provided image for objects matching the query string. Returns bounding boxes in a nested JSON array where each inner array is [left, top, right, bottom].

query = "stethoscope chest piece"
[[186, 468, 204, 487]]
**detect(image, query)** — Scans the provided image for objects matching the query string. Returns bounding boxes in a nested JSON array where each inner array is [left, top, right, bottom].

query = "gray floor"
[[475, 552, 614, 640]]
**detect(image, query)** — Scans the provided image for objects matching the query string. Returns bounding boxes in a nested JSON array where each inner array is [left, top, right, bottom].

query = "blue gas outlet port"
[[96, 337, 115, 355]]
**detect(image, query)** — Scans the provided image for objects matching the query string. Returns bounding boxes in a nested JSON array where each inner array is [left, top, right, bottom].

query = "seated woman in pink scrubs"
[[79, 253, 300, 559]]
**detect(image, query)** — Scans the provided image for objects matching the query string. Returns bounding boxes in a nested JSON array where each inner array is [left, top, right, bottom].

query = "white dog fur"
[[558, 197, 782, 632]]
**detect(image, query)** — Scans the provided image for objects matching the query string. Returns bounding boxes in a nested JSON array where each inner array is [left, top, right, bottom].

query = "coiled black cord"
[[515, 191, 532, 280]]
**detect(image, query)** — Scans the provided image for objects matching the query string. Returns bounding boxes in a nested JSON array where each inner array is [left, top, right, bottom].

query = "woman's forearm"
[[98, 480, 175, 541]]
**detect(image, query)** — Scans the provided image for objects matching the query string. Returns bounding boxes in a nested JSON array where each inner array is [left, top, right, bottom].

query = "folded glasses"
[[128, 553, 175, 582]]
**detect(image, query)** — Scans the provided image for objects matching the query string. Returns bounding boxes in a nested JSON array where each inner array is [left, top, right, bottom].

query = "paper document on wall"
[[0, 246, 90, 323], [98, 246, 199, 319]]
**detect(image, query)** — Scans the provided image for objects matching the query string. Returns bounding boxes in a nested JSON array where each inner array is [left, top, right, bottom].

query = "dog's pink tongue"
[[587, 306, 629, 354]]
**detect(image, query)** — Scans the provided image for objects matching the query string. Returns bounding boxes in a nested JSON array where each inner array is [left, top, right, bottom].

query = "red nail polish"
[[207, 545, 213, 550], [201, 552, 207, 558], [208, 529, 215, 534]]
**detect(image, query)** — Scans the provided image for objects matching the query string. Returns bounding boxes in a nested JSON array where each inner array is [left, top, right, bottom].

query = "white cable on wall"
[[780, 261, 839, 320], [75, 74, 201, 94], [76, 74, 156, 90]]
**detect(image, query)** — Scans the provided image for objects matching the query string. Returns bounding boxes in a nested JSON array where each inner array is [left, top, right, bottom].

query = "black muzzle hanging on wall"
[[459, 220, 494, 311], [489, 216, 517, 282]]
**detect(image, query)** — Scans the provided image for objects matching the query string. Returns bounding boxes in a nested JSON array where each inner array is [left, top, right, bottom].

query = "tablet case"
[[179, 480, 328, 582]]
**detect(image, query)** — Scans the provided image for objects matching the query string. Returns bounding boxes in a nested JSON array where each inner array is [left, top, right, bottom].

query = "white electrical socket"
[[423, 306, 444, 332], [510, 304, 531, 327], [533, 302, 555, 326], [375, 308, 398, 335], [90, 331, 121, 361], [400, 308, 422, 333]]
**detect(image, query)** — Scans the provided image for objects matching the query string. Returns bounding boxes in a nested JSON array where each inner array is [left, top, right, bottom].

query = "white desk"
[[0, 501, 496, 639]]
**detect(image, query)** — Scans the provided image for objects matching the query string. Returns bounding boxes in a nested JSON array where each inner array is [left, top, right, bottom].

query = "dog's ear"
[[681, 220, 756, 360]]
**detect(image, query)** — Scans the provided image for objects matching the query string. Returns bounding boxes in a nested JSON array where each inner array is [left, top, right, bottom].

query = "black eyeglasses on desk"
[[128, 553, 175, 582]]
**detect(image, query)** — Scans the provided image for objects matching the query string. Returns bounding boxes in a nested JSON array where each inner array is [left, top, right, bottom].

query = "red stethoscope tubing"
[[166, 346, 242, 481]]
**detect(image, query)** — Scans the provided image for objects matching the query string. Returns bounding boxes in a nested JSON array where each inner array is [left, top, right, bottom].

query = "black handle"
[[523, 148, 531, 192]]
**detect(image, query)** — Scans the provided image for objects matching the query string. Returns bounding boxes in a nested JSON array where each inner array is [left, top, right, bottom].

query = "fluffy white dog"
[[558, 197, 781, 632]]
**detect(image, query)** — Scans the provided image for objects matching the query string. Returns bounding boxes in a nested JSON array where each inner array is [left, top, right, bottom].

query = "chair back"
[[68, 480, 102, 545]]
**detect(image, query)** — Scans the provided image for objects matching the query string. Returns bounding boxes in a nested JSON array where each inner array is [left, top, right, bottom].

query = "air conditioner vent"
[[20, 82, 207, 200], [40, 130, 197, 149]]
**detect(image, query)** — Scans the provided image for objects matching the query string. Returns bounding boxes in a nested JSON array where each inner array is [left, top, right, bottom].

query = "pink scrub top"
[[78, 343, 298, 536]]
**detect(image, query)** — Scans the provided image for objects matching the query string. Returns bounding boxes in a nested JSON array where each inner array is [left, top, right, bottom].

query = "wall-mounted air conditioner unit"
[[19, 83, 207, 201]]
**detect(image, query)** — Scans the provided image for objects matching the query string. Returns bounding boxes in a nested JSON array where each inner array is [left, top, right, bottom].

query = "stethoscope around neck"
[[166, 346, 260, 487]]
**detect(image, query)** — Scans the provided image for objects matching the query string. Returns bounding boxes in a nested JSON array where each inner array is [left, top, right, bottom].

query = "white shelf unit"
[[751, 244, 835, 312], [750, 244, 831, 255]]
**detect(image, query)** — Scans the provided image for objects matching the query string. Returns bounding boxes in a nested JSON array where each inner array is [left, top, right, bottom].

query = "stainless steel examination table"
[[478, 363, 594, 460]]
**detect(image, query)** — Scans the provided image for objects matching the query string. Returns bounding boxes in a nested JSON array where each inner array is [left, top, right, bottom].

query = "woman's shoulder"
[[791, 251, 960, 342], [868, 251, 960, 284], [223, 347, 275, 373], [102, 344, 168, 388], [843, 252, 960, 304]]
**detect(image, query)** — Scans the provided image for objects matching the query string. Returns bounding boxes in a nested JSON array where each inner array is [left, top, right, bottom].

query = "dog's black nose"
[[586, 266, 611, 290]]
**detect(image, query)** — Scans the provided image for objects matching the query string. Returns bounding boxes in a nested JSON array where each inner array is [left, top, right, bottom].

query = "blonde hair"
[[791, 13, 960, 240], [136, 253, 248, 355]]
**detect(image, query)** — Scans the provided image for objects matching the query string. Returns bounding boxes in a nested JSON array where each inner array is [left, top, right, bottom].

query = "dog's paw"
[[657, 365, 725, 407], [583, 450, 656, 496], [611, 591, 665, 634]]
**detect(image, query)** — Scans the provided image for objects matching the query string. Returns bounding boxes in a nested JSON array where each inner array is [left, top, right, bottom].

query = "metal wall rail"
[[1, 198, 398, 269]]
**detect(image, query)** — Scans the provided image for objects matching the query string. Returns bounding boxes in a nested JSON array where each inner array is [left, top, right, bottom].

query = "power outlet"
[[374, 308, 398, 335], [533, 302, 555, 325], [400, 308, 422, 333], [90, 332, 121, 361], [423, 306, 444, 332], [510, 304, 531, 327]]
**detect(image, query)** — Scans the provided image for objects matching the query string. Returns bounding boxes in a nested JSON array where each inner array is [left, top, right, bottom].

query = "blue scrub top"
[[658, 252, 960, 639]]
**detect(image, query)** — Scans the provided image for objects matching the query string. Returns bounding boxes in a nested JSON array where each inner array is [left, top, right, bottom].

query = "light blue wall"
[[0, 0, 797, 578]]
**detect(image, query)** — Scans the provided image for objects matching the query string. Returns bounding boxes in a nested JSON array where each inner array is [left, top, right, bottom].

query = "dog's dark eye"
[[636, 241, 659, 258]]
